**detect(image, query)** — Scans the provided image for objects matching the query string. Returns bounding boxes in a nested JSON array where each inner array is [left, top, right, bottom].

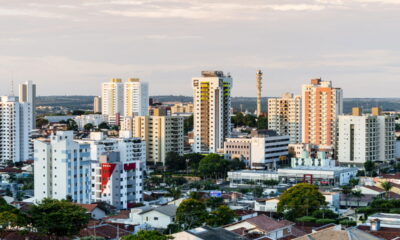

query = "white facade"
[[19, 81, 36, 128], [74, 114, 107, 129], [34, 131, 92, 203], [250, 133, 289, 170], [130, 205, 177, 229], [124, 78, 149, 117], [0, 96, 32, 162], [227, 170, 279, 187], [268, 93, 302, 144], [102, 78, 124, 123], [291, 151, 336, 168], [338, 110, 396, 168], [192, 71, 232, 153]]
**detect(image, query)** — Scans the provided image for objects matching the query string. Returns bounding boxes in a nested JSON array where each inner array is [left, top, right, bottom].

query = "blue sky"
[[0, 0, 399, 97]]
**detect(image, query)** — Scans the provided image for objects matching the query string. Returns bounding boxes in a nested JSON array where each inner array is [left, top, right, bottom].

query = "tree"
[[349, 178, 359, 187], [312, 209, 338, 219], [165, 152, 185, 171], [184, 115, 193, 134], [198, 154, 229, 179], [206, 205, 236, 227], [243, 114, 256, 127], [36, 117, 49, 128], [278, 183, 326, 220], [351, 190, 364, 207], [122, 230, 172, 240], [341, 185, 352, 208], [253, 186, 263, 198], [381, 181, 393, 199], [0, 211, 19, 238], [184, 153, 204, 170], [232, 112, 245, 127], [206, 197, 224, 210], [257, 116, 268, 130], [263, 179, 279, 187], [29, 198, 90, 239], [364, 161, 375, 177], [229, 158, 246, 171], [84, 123, 94, 131], [66, 119, 78, 131], [98, 122, 110, 129], [176, 199, 208, 229], [167, 187, 182, 200]]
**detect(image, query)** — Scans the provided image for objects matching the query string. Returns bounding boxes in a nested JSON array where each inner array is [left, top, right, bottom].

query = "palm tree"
[[381, 181, 393, 200], [341, 186, 352, 208], [167, 187, 182, 200], [351, 190, 364, 208]]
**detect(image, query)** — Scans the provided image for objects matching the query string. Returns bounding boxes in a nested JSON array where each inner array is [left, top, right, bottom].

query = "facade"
[[250, 130, 289, 170], [291, 151, 336, 168], [227, 170, 279, 187], [123, 78, 149, 117], [34, 131, 92, 203], [170, 103, 193, 114], [223, 138, 252, 165], [301, 79, 343, 148], [130, 205, 177, 229], [192, 71, 233, 153], [338, 107, 396, 168], [74, 114, 106, 130], [121, 115, 184, 165], [278, 166, 358, 186], [0, 96, 32, 162], [288, 143, 334, 159], [268, 93, 302, 144], [93, 96, 102, 113], [101, 78, 124, 124], [19, 81, 36, 128]]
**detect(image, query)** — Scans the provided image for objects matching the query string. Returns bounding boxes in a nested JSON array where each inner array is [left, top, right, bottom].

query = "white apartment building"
[[34, 131, 92, 203], [268, 93, 302, 144], [338, 107, 396, 168], [93, 96, 102, 113], [121, 115, 184, 165], [102, 78, 124, 124], [78, 131, 146, 209], [302, 78, 343, 148], [124, 78, 149, 117], [250, 130, 290, 170], [19, 81, 36, 128], [192, 71, 233, 153], [74, 114, 106, 130], [0, 96, 32, 162]]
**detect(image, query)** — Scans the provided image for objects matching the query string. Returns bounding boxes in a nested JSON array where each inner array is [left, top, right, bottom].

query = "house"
[[367, 213, 400, 228], [357, 219, 400, 240], [80, 221, 133, 240], [254, 198, 279, 212], [224, 214, 306, 240], [340, 194, 376, 208], [131, 205, 178, 229], [357, 186, 400, 199], [321, 192, 340, 211], [293, 225, 382, 240], [172, 226, 246, 240], [75, 203, 106, 220]]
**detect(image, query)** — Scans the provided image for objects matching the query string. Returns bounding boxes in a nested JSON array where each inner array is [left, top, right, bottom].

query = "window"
[[154, 217, 158, 220]]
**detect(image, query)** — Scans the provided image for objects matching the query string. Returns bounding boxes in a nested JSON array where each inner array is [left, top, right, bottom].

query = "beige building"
[[192, 71, 233, 153], [268, 93, 302, 144], [101, 78, 124, 124], [123, 78, 149, 117], [171, 103, 193, 114], [93, 96, 101, 113], [302, 79, 343, 148], [121, 114, 184, 165], [224, 138, 252, 164]]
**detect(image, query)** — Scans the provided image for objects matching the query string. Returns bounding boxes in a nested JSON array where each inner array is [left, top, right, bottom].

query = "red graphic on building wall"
[[101, 163, 116, 193], [124, 163, 136, 171]]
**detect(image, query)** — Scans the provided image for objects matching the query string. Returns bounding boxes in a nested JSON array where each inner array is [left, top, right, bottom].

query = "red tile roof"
[[75, 203, 99, 212], [357, 225, 400, 240], [103, 210, 130, 220], [80, 223, 132, 238]]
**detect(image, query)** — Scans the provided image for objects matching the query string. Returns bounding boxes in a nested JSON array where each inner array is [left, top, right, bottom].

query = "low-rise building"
[[254, 198, 279, 212], [291, 151, 336, 168], [223, 138, 252, 165], [130, 205, 177, 229], [173, 226, 245, 240], [74, 114, 106, 129], [227, 170, 279, 187]]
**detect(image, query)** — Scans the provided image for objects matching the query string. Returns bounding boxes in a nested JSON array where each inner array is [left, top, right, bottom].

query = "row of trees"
[[0, 198, 89, 239], [231, 112, 268, 129]]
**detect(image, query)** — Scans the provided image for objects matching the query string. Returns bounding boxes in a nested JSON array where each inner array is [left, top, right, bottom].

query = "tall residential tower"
[[19, 81, 36, 128], [192, 71, 233, 153], [101, 78, 124, 124], [123, 78, 149, 117]]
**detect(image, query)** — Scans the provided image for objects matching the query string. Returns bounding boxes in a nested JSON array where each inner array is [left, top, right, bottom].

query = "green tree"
[[232, 112, 245, 127], [29, 198, 90, 239], [66, 119, 78, 131], [167, 187, 182, 200], [0, 211, 19, 238], [278, 183, 326, 220], [349, 178, 359, 187], [184, 115, 193, 134], [253, 186, 263, 198], [206, 197, 224, 210], [72, 110, 85, 115], [163, 223, 181, 235], [263, 179, 279, 187], [98, 122, 110, 129], [351, 190, 364, 207], [176, 199, 208, 229], [381, 181, 393, 199], [36, 117, 49, 128], [165, 152, 185, 171], [257, 116, 268, 130], [312, 209, 338, 219], [229, 158, 246, 171], [198, 154, 229, 179], [341, 185, 352, 208], [122, 230, 171, 240], [206, 205, 236, 227], [364, 161, 375, 177], [84, 123, 94, 131], [184, 153, 204, 170], [243, 114, 256, 127]]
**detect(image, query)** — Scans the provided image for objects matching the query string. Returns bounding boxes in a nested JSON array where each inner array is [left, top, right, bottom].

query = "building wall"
[[102, 78, 124, 120], [223, 138, 252, 164], [141, 211, 173, 229], [123, 78, 149, 117], [250, 135, 289, 170], [192, 71, 232, 153]]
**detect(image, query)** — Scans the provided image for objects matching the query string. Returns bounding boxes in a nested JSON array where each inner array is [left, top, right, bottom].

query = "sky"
[[0, 0, 400, 97]]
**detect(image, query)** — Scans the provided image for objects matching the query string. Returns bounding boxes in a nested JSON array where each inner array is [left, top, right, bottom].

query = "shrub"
[[316, 218, 336, 224], [339, 220, 357, 226], [296, 216, 316, 223], [312, 209, 338, 219]]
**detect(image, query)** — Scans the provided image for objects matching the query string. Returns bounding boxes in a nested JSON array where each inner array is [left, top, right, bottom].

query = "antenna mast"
[[256, 70, 263, 116]]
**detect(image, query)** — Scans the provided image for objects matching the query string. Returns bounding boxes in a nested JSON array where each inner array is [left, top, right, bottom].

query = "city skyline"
[[0, 0, 400, 97]]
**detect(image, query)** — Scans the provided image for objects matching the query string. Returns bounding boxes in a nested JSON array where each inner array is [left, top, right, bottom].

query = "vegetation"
[[278, 183, 326, 220], [184, 115, 193, 134], [315, 218, 336, 224], [364, 161, 376, 177], [296, 216, 316, 223], [122, 230, 172, 240], [206, 205, 236, 227], [311, 209, 338, 219], [380, 181, 393, 199], [176, 199, 208, 229]]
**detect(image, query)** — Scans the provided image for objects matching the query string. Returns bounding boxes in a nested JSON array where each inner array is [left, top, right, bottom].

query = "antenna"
[[10, 71, 15, 96]]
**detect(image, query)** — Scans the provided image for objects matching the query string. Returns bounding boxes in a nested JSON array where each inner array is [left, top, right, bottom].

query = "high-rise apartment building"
[[19, 81, 36, 128], [192, 71, 233, 153], [302, 79, 343, 148], [121, 114, 184, 165], [124, 78, 149, 117], [93, 96, 102, 113], [0, 96, 32, 162], [268, 93, 302, 144], [338, 107, 396, 168], [101, 78, 124, 124], [34, 131, 93, 203]]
